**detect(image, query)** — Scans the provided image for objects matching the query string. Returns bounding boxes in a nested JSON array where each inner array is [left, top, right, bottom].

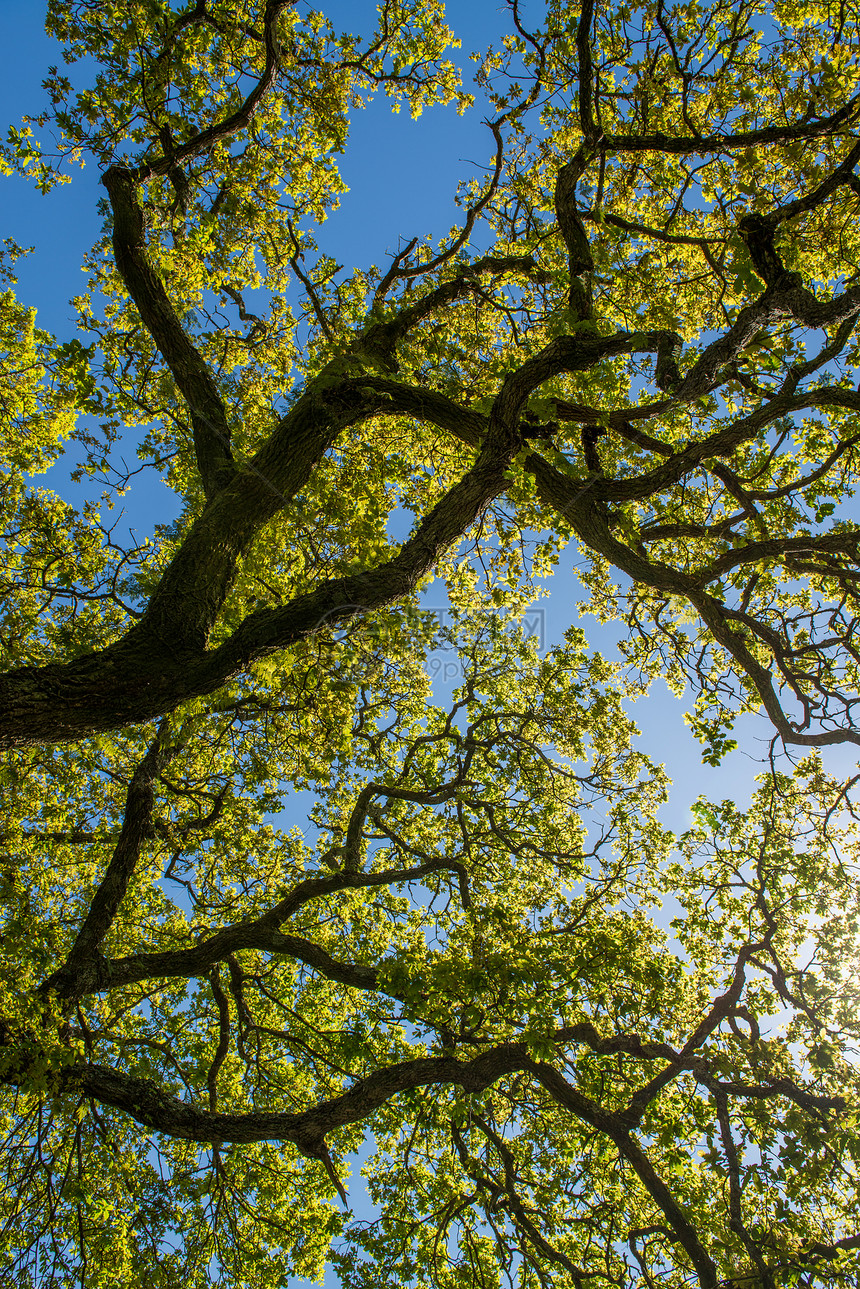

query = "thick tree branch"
[[103, 166, 236, 498], [554, 149, 595, 320], [0, 1037, 717, 1286], [598, 389, 860, 506], [1, 255, 857, 751], [576, 0, 598, 143], [40, 719, 176, 1005], [768, 137, 860, 224], [525, 1059, 719, 1288]]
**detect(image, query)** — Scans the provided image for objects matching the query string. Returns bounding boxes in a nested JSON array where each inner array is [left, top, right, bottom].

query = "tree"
[[1, 0, 859, 1283]]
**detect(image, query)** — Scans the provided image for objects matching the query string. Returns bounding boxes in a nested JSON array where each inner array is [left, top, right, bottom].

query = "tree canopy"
[[1, 0, 860, 1285]]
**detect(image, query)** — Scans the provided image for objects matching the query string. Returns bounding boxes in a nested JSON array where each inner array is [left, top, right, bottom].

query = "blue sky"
[[0, 0, 795, 906], [0, 0, 510, 521], [0, 4, 533, 1277], [0, 0, 506, 332], [2, 4, 843, 1281]]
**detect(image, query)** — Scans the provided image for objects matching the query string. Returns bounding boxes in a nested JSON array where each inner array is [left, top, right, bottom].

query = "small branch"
[[602, 91, 860, 156], [287, 221, 336, 343]]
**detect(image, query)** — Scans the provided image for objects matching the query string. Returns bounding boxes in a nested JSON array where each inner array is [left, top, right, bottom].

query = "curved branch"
[[135, 0, 294, 184], [525, 453, 860, 747], [97, 856, 467, 992], [600, 388, 860, 506], [602, 92, 860, 155], [375, 122, 507, 292], [103, 166, 236, 498], [696, 531, 860, 586], [769, 137, 860, 224], [40, 719, 176, 1004], [363, 253, 550, 365], [19, 1040, 715, 1285], [61, 1045, 529, 1155]]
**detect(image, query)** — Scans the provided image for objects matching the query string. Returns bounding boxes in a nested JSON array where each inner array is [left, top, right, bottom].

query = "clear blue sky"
[[0, 5, 530, 1278], [0, 0, 804, 889], [4, 6, 844, 1281], [0, 0, 506, 333], [0, 0, 509, 526]]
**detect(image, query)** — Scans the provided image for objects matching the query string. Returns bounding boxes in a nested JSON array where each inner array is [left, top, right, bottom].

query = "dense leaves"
[[1, 0, 860, 1285]]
